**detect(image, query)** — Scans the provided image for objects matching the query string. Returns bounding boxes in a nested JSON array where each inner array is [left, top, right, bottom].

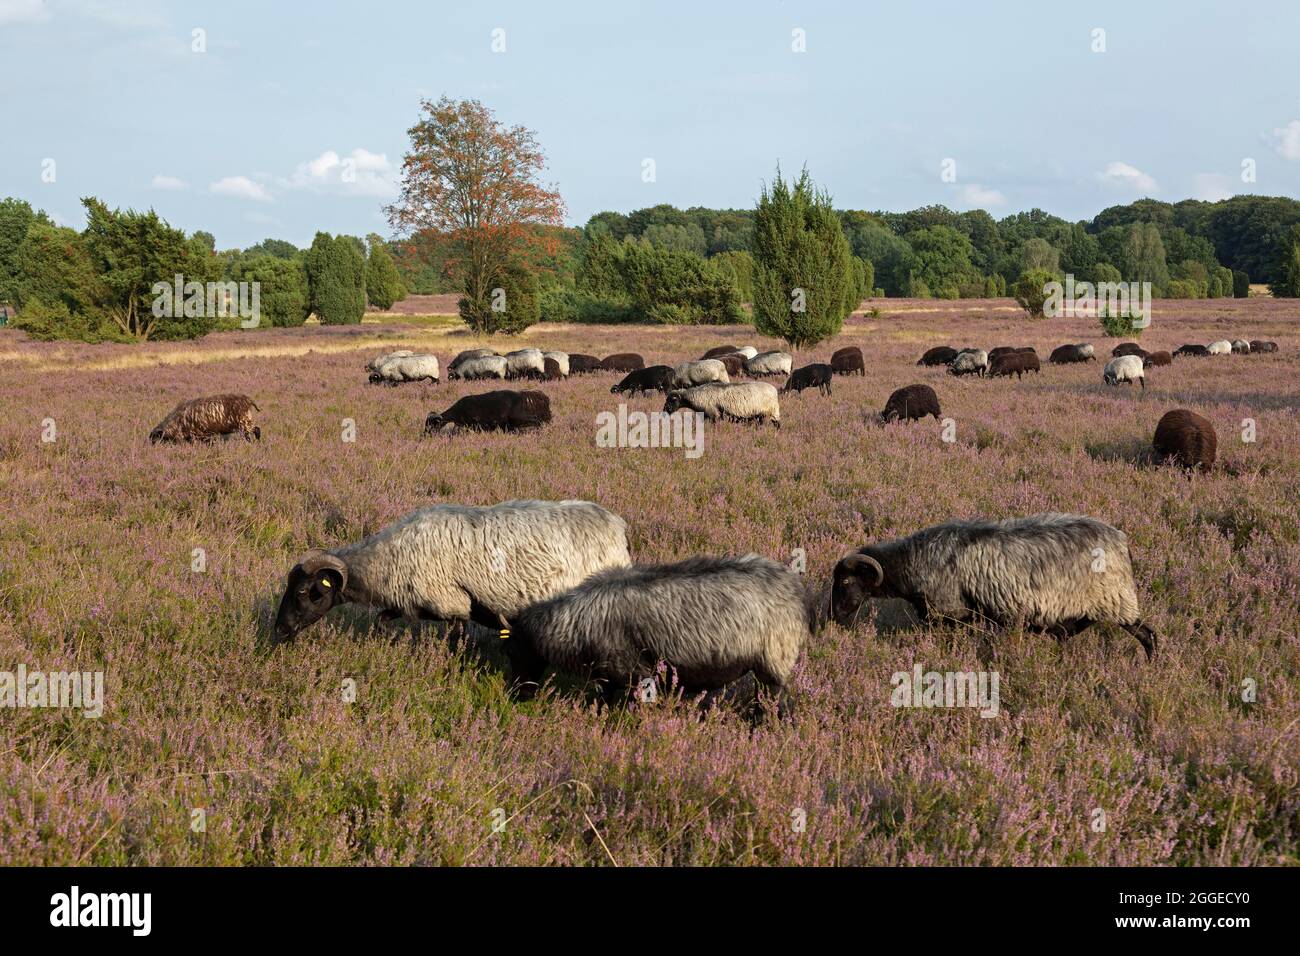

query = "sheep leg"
[[1121, 621, 1157, 660]]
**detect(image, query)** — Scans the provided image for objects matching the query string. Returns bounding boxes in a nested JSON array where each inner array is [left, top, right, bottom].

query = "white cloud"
[[150, 174, 188, 191], [0, 0, 49, 25], [959, 184, 1005, 208], [282, 148, 398, 198], [1272, 120, 1300, 161], [1098, 161, 1158, 192], [210, 175, 273, 203], [1191, 173, 1234, 203]]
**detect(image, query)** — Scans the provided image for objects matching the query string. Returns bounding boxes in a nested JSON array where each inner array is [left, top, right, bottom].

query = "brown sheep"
[[715, 353, 745, 378], [877, 384, 941, 423], [150, 394, 261, 444], [1143, 350, 1172, 368], [1153, 409, 1216, 471], [988, 351, 1040, 378], [831, 346, 865, 376], [701, 345, 741, 359], [543, 357, 566, 380], [599, 353, 645, 373], [568, 353, 603, 374]]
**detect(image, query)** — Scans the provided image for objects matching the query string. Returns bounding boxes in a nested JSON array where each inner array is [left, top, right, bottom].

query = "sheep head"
[[273, 551, 349, 643], [830, 552, 886, 626]]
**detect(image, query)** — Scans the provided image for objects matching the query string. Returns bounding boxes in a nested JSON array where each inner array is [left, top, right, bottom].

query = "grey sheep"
[[744, 350, 793, 377], [449, 355, 508, 380], [505, 348, 546, 379], [366, 349, 414, 371], [1103, 354, 1145, 389], [672, 358, 730, 388], [273, 500, 631, 643], [664, 382, 781, 427], [948, 349, 988, 377], [368, 353, 439, 385], [831, 513, 1157, 658]]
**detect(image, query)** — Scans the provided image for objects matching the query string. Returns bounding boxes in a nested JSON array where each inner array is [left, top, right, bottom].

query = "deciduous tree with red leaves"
[[386, 97, 565, 333]]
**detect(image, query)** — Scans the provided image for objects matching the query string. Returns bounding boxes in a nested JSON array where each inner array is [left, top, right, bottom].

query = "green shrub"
[[459, 260, 540, 334], [365, 235, 406, 310], [711, 250, 755, 302], [1012, 268, 1055, 318], [304, 232, 366, 325], [230, 256, 309, 328], [1099, 307, 1144, 338], [1231, 269, 1250, 298]]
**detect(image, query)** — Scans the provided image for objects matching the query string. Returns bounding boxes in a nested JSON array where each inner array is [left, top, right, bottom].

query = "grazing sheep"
[[830, 513, 1157, 659], [1103, 354, 1145, 389], [987, 346, 1023, 362], [449, 355, 508, 381], [424, 390, 552, 434], [366, 349, 414, 371], [1153, 409, 1216, 472], [948, 349, 988, 377], [877, 384, 940, 423], [1076, 343, 1096, 359], [368, 353, 439, 385], [1050, 344, 1092, 364], [542, 358, 566, 381], [701, 344, 741, 359], [505, 348, 546, 379], [1112, 342, 1146, 358], [781, 363, 833, 396], [1207, 340, 1233, 356], [733, 346, 759, 360], [1173, 344, 1210, 358], [1143, 350, 1172, 368], [500, 555, 811, 709], [664, 382, 781, 427], [744, 350, 793, 378], [831, 346, 865, 376], [542, 351, 570, 377], [988, 350, 1041, 378], [568, 353, 603, 374], [448, 348, 498, 373], [272, 500, 631, 644], [715, 353, 745, 378], [150, 394, 261, 444], [672, 358, 730, 389], [600, 353, 646, 373], [918, 346, 958, 367], [1231, 339, 1251, 354], [610, 365, 675, 397], [1249, 340, 1278, 354]]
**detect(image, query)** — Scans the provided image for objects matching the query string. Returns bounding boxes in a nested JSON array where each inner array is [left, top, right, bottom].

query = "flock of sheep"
[[133, 324, 1273, 714]]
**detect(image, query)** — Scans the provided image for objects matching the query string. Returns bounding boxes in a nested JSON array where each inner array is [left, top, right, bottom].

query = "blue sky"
[[2, 0, 1298, 249]]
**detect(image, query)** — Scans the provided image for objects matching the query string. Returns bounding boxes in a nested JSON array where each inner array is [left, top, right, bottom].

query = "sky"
[[2, 0, 1299, 249]]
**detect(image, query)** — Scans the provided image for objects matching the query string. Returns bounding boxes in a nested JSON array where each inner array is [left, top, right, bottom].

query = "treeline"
[[0, 196, 406, 342]]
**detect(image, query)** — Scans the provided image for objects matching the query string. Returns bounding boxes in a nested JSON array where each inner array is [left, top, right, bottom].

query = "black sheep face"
[[830, 553, 886, 626], [423, 413, 444, 435], [663, 393, 685, 414], [273, 561, 346, 643]]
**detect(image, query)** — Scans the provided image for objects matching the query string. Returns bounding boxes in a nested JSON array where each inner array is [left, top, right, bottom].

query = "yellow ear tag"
[[498, 628, 510, 640], [321, 579, 332, 588]]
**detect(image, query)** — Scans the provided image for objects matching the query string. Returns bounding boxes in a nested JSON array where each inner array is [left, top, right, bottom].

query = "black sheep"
[[878, 384, 941, 423], [423, 390, 552, 434], [599, 353, 646, 373], [1153, 409, 1216, 471], [831, 346, 865, 376], [781, 363, 833, 396], [610, 365, 675, 397], [918, 346, 958, 366]]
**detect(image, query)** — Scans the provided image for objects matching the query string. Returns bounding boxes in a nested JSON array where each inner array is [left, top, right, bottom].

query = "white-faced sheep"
[[672, 359, 730, 388], [500, 554, 811, 712], [449, 355, 508, 381], [1207, 340, 1232, 355], [366, 349, 414, 371], [831, 513, 1157, 658], [368, 353, 439, 385], [505, 349, 546, 379], [1103, 354, 1145, 389], [664, 382, 781, 427], [273, 500, 631, 643], [1076, 343, 1096, 359], [744, 350, 793, 377]]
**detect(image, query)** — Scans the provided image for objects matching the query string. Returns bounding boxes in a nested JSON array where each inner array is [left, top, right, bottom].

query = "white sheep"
[[1103, 354, 1145, 389], [664, 382, 781, 427], [450, 355, 508, 380], [672, 359, 730, 388], [273, 500, 632, 643], [1230, 340, 1251, 354], [366, 349, 414, 372], [369, 353, 439, 385], [1207, 340, 1232, 355], [505, 349, 546, 379], [948, 349, 988, 377], [1076, 343, 1095, 359], [744, 350, 793, 377], [542, 351, 570, 377], [734, 346, 759, 360]]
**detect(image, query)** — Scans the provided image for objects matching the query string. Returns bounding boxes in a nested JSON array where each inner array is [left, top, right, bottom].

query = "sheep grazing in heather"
[[272, 500, 631, 644], [781, 363, 833, 396], [1076, 343, 1096, 359], [831, 513, 1157, 659], [988, 350, 1040, 379], [600, 353, 646, 373], [449, 355, 508, 381], [542, 351, 570, 377], [1111, 342, 1146, 358], [918, 346, 958, 366], [423, 390, 551, 435], [1249, 340, 1278, 354], [701, 344, 741, 359], [672, 358, 730, 389], [1050, 344, 1093, 364], [542, 358, 566, 381], [744, 350, 793, 378], [368, 353, 439, 385], [1143, 350, 1172, 368], [733, 346, 759, 360], [877, 384, 940, 424], [499, 554, 812, 712], [568, 353, 603, 374], [448, 348, 498, 373], [715, 353, 745, 378], [1103, 354, 1145, 389], [150, 394, 261, 444], [1153, 409, 1216, 472], [987, 346, 1033, 362], [505, 348, 546, 379], [1173, 344, 1210, 358], [1207, 340, 1233, 356], [366, 349, 414, 371], [948, 349, 988, 377], [831, 346, 865, 376], [610, 365, 675, 397], [664, 382, 781, 427], [1231, 340, 1251, 354]]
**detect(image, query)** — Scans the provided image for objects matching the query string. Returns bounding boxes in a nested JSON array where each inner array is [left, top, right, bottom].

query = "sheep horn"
[[298, 550, 348, 586], [842, 553, 884, 587]]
